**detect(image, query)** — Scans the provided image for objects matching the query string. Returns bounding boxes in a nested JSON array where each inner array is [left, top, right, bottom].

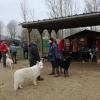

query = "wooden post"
[[38, 29, 44, 57], [27, 28, 32, 44], [27, 28, 32, 66], [48, 29, 52, 38], [55, 29, 59, 39]]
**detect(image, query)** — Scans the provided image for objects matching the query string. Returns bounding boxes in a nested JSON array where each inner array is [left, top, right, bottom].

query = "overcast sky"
[[0, 0, 85, 25], [0, 0, 48, 25], [0, 0, 86, 36]]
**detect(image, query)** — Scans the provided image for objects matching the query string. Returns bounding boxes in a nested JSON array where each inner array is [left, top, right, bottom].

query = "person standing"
[[48, 38, 59, 77], [10, 41, 17, 64], [0, 41, 9, 67], [57, 39, 64, 73], [22, 41, 28, 59], [0, 42, 2, 62], [29, 41, 43, 81]]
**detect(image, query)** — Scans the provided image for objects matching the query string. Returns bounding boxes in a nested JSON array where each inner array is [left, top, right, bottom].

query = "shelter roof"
[[65, 29, 100, 40], [21, 12, 100, 30]]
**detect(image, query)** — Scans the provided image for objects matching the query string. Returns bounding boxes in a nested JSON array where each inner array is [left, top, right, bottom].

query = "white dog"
[[6, 54, 13, 69], [14, 61, 43, 91]]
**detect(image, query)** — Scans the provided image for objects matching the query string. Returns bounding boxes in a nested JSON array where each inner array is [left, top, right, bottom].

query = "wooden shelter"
[[65, 29, 100, 52], [21, 12, 100, 55]]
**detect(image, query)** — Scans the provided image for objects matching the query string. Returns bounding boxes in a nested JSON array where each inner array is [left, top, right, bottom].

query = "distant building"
[[65, 29, 100, 52]]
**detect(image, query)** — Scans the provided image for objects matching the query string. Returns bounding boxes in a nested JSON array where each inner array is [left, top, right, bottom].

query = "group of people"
[[48, 38, 71, 77], [0, 41, 17, 67], [28, 38, 71, 79], [0, 38, 71, 79]]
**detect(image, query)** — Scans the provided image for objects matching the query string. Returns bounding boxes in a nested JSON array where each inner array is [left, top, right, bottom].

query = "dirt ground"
[[0, 60, 100, 100]]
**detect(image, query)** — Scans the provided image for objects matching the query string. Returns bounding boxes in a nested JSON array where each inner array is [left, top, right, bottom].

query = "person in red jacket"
[[57, 39, 64, 74], [0, 41, 9, 67], [58, 39, 64, 53], [0, 41, 2, 62]]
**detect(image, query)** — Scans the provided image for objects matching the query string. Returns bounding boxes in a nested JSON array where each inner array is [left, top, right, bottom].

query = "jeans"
[[2, 53, 6, 67], [23, 50, 28, 59], [51, 60, 59, 74], [0, 52, 2, 61], [11, 52, 17, 64]]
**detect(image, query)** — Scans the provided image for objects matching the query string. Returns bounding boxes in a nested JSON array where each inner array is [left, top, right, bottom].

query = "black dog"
[[42, 56, 48, 62], [60, 50, 71, 77], [61, 57, 71, 77]]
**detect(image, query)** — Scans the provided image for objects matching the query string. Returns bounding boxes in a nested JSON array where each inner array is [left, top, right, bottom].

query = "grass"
[[13, 46, 48, 60], [16, 46, 24, 60]]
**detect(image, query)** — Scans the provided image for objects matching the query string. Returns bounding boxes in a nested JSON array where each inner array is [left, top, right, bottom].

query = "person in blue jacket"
[[48, 38, 59, 77], [10, 41, 17, 64]]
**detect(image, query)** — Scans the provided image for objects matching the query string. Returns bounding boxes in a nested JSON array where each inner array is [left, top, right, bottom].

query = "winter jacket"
[[58, 40, 64, 53], [48, 42, 58, 61], [0, 43, 8, 54], [10, 44, 17, 53], [29, 42, 40, 62]]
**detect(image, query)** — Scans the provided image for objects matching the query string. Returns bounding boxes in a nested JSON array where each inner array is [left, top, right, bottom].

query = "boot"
[[37, 76, 44, 81], [49, 73, 55, 75], [54, 68, 60, 77], [60, 67, 63, 74], [64, 70, 69, 77]]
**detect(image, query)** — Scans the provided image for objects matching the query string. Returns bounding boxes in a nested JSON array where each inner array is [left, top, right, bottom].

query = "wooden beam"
[[21, 12, 100, 30], [54, 29, 59, 38], [27, 28, 32, 44], [47, 29, 52, 38], [38, 29, 44, 57]]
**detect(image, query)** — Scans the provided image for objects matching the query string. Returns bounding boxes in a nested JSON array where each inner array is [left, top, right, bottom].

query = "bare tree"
[[46, 0, 73, 18], [20, 28, 28, 41], [29, 8, 35, 21], [46, 0, 81, 37], [84, 0, 100, 30], [20, 0, 35, 22], [0, 21, 3, 40], [85, 0, 100, 13], [46, 0, 58, 18], [20, 0, 36, 42], [7, 20, 17, 39], [20, 0, 28, 22]]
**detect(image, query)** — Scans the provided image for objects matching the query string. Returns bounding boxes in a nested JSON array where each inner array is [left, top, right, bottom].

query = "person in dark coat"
[[22, 41, 28, 59], [29, 41, 43, 81]]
